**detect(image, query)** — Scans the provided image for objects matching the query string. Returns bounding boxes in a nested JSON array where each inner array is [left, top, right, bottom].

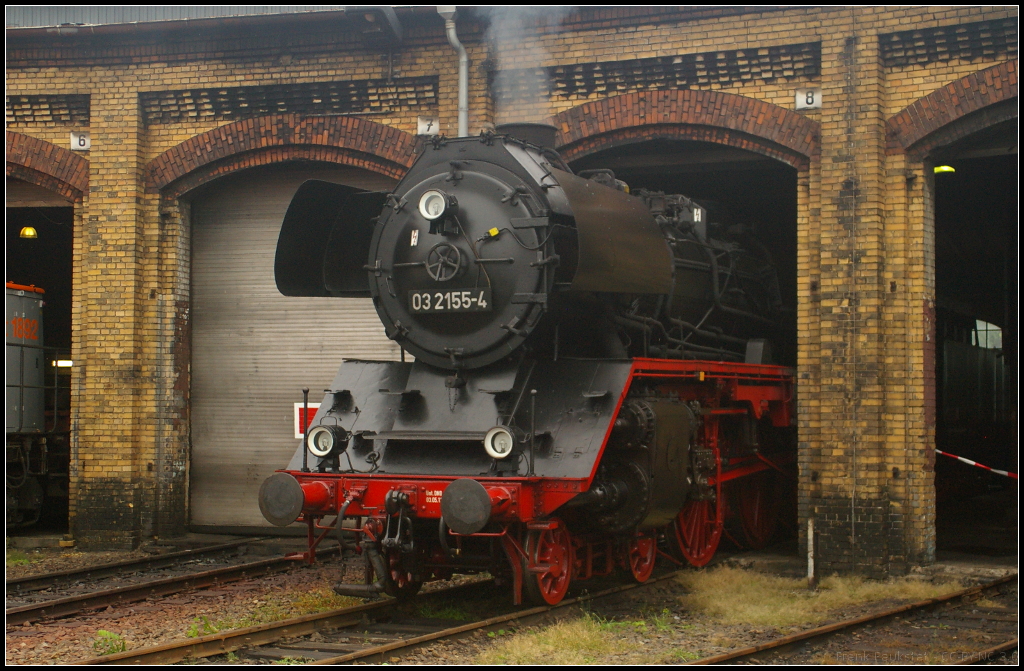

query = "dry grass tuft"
[[677, 566, 961, 627], [293, 587, 361, 614], [191, 583, 361, 636], [476, 616, 638, 665], [230, 585, 361, 629]]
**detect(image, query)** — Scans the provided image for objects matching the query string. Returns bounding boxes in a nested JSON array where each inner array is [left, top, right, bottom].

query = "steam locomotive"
[[259, 124, 795, 605]]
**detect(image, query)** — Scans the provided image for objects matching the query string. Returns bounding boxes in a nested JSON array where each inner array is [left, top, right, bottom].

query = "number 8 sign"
[[795, 88, 822, 110]]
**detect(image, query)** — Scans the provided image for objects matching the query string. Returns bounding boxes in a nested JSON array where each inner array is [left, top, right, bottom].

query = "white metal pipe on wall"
[[438, 6, 468, 137]]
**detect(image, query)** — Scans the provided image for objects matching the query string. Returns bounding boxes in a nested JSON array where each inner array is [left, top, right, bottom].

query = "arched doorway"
[[888, 62, 1018, 556], [5, 132, 87, 533], [148, 116, 417, 530], [930, 121, 1016, 556]]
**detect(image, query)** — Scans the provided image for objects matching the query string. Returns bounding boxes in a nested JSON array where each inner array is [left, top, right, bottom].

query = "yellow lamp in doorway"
[[19, 226, 38, 239]]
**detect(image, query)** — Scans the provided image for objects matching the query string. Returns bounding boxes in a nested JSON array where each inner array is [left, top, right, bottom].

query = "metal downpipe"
[[438, 6, 468, 137]]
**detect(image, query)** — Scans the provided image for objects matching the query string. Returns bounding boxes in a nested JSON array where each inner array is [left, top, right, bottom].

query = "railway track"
[[688, 574, 1018, 665], [75, 578, 492, 665], [6, 538, 265, 594], [72, 567, 1017, 666], [6, 541, 338, 626], [77, 570, 684, 665]]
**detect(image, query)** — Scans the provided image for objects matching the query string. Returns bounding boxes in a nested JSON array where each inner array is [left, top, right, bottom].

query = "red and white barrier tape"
[[936, 449, 1018, 480]]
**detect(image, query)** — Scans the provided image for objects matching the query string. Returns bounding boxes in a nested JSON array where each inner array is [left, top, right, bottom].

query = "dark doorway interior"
[[933, 148, 1017, 557], [570, 139, 799, 365], [7, 208, 73, 351], [7, 206, 74, 533]]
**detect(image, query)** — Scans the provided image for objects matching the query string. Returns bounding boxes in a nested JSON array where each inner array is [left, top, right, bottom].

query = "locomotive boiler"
[[260, 124, 795, 605]]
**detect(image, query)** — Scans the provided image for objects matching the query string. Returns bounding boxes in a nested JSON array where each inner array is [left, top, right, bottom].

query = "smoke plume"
[[479, 6, 577, 122]]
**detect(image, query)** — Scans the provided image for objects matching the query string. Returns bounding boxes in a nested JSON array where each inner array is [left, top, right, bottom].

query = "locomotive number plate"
[[409, 289, 492, 313]]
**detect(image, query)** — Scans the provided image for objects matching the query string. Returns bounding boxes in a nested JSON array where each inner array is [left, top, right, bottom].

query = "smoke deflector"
[[275, 180, 388, 298]]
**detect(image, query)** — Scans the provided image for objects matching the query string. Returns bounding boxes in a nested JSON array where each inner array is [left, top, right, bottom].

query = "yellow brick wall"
[[6, 32, 460, 546], [885, 56, 1016, 115]]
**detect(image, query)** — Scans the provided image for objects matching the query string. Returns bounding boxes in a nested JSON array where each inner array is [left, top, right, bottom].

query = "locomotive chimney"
[[495, 122, 558, 149]]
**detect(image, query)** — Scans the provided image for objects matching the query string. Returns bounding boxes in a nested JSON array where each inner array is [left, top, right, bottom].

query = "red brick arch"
[[146, 114, 420, 198], [6, 131, 89, 202], [886, 60, 1017, 160], [550, 90, 820, 170]]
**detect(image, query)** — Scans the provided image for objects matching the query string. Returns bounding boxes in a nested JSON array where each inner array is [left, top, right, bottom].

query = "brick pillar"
[[71, 91, 148, 549], [148, 197, 191, 538], [67, 198, 88, 534], [799, 10, 932, 576], [796, 156, 822, 565]]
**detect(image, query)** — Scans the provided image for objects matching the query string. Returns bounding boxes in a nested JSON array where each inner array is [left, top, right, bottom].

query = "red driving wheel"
[[736, 469, 780, 549], [523, 521, 574, 605], [672, 497, 723, 567], [672, 419, 725, 567], [624, 533, 657, 583]]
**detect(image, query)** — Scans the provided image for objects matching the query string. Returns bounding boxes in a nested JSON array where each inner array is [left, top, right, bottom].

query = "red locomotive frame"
[[281, 358, 794, 605]]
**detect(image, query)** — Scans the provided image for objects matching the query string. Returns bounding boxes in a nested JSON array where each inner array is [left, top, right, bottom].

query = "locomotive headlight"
[[306, 425, 350, 458], [483, 426, 515, 460], [418, 190, 449, 221]]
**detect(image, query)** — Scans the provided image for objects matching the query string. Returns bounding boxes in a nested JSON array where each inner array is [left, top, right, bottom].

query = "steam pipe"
[[669, 317, 749, 346], [701, 244, 776, 327], [334, 498, 357, 550], [606, 311, 745, 360], [438, 7, 469, 137], [332, 540, 388, 597]]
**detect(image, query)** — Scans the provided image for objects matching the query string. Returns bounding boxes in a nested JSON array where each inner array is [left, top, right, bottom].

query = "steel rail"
[[7, 547, 338, 626], [308, 570, 687, 665], [955, 638, 1017, 665], [686, 573, 1018, 665], [80, 571, 683, 665], [77, 569, 1015, 666], [76, 578, 493, 665], [6, 538, 268, 594]]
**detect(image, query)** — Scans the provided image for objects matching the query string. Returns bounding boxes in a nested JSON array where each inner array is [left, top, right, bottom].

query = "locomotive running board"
[[286, 358, 634, 484], [285, 357, 793, 492]]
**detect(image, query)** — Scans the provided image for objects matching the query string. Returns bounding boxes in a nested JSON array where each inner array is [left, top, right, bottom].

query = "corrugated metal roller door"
[[189, 164, 398, 527]]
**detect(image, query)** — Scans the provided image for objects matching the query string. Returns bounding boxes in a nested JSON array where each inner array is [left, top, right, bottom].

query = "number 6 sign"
[[70, 131, 91, 151]]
